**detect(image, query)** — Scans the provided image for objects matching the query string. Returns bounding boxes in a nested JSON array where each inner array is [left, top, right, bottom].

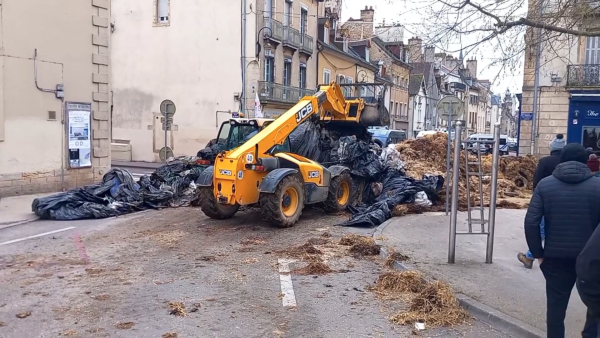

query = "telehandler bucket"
[[360, 99, 390, 127]]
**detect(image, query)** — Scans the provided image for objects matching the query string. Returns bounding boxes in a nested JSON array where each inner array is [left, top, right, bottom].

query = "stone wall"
[[518, 87, 569, 156], [0, 0, 111, 198], [0, 169, 95, 197]]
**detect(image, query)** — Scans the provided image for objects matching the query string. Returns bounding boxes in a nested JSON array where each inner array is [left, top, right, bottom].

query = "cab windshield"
[[216, 122, 260, 152], [215, 121, 290, 153]]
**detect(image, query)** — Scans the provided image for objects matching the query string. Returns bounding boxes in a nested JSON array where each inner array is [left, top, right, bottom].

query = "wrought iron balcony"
[[300, 34, 313, 55], [567, 64, 600, 87], [283, 26, 302, 49], [263, 18, 284, 42], [394, 115, 409, 122], [258, 81, 316, 104]]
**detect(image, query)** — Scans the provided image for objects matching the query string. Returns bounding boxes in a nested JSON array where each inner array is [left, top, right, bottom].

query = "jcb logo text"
[[308, 171, 319, 178], [295, 103, 313, 123]]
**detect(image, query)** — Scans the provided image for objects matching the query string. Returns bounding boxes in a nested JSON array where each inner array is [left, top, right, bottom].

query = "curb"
[[111, 161, 162, 170], [0, 217, 40, 230], [373, 219, 545, 338]]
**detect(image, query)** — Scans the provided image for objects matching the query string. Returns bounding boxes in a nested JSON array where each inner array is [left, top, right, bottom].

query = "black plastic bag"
[[338, 173, 444, 227], [338, 136, 383, 179]]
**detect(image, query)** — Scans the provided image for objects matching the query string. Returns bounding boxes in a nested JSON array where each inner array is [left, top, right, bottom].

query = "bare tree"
[[382, 0, 600, 81]]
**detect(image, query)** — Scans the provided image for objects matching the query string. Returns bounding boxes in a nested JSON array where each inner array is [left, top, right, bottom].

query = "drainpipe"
[[531, 0, 543, 155], [241, 0, 247, 113]]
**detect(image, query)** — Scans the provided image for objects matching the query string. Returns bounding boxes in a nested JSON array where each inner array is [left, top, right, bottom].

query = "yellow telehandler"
[[197, 82, 389, 227]]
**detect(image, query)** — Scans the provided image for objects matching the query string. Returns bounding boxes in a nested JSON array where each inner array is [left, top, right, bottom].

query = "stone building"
[[0, 0, 112, 197]]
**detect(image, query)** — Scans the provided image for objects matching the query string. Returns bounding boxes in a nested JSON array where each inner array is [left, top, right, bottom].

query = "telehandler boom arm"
[[225, 83, 360, 162]]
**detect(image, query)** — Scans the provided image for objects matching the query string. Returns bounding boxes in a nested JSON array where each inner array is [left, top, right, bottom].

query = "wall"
[[111, 0, 241, 162], [519, 29, 576, 155], [318, 50, 356, 86], [0, 0, 111, 197]]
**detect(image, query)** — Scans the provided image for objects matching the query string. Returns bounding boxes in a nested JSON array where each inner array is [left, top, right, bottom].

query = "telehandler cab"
[[197, 82, 389, 227]]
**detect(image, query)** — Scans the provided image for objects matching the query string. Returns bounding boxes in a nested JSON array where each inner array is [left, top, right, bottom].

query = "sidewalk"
[[380, 210, 588, 338], [0, 193, 51, 228]]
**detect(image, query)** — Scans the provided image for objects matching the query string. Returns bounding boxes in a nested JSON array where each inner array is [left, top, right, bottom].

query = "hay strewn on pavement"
[[373, 270, 471, 327]]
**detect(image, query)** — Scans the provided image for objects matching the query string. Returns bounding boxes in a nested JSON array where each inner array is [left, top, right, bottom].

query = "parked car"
[[463, 133, 510, 155], [368, 127, 408, 147]]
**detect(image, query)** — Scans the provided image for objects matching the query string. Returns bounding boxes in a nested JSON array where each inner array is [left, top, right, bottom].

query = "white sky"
[[340, 0, 524, 94]]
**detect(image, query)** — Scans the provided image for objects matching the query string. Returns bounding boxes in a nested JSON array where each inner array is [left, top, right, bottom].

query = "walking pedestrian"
[[577, 224, 600, 335], [524, 143, 600, 337], [517, 133, 565, 268]]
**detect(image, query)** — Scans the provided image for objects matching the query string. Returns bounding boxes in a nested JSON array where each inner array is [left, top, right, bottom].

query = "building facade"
[[248, 0, 319, 118], [110, 0, 242, 162], [518, 10, 587, 155], [370, 36, 411, 131], [0, 0, 112, 197]]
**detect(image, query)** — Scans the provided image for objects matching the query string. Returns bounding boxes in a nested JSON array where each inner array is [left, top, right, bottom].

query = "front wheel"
[[259, 175, 304, 228], [199, 187, 240, 219], [322, 171, 353, 213]]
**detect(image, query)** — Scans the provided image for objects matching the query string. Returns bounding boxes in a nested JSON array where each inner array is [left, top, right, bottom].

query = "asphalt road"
[[0, 207, 512, 337]]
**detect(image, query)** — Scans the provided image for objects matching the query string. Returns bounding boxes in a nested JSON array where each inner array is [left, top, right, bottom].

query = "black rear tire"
[[259, 174, 304, 228], [199, 187, 240, 219], [323, 171, 353, 213]]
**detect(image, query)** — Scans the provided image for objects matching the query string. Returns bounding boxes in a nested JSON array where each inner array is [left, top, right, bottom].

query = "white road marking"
[[0, 227, 77, 246], [278, 258, 297, 308]]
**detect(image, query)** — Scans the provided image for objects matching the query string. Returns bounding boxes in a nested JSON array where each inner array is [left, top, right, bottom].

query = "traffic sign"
[[160, 99, 176, 116], [437, 96, 464, 122]]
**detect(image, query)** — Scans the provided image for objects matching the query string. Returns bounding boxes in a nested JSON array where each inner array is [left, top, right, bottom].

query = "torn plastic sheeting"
[[31, 158, 209, 220], [338, 173, 444, 227], [337, 136, 384, 179], [381, 144, 405, 171], [289, 120, 337, 164]]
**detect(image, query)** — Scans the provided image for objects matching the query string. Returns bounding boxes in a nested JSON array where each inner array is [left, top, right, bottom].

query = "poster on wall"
[[66, 102, 92, 168]]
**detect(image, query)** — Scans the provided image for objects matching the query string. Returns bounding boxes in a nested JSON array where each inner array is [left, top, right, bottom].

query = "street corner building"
[[519, 6, 600, 155], [0, 0, 112, 198]]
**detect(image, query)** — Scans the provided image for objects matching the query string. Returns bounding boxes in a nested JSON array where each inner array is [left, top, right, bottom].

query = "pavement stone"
[[379, 209, 590, 338], [0, 193, 51, 228]]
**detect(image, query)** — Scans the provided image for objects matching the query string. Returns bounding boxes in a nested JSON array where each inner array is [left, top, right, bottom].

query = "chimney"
[[424, 46, 435, 63], [360, 5, 374, 23], [408, 37, 422, 63], [466, 58, 478, 78]]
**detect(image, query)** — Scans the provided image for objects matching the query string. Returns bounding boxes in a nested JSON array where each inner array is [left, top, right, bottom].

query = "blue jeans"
[[526, 217, 545, 260]]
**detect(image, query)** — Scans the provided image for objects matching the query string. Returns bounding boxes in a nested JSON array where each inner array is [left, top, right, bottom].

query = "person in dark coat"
[[524, 143, 600, 337], [517, 134, 566, 269], [577, 225, 600, 325], [532, 134, 566, 188]]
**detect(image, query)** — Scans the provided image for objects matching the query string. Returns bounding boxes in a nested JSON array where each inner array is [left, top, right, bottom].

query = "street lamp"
[[255, 26, 273, 57]]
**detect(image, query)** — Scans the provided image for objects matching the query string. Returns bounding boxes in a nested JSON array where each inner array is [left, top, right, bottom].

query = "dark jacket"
[[532, 150, 562, 189], [524, 161, 600, 258], [577, 225, 600, 318]]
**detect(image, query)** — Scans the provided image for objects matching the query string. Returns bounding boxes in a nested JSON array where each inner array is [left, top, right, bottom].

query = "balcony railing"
[[283, 26, 302, 49], [258, 81, 317, 104], [263, 18, 284, 42], [567, 64, 600, 87], [300, 34, 313, 55], [394, 115, 409, 122]]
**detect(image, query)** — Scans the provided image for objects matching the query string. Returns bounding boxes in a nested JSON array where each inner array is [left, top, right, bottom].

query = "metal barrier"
[[448, 121, 501, 264]]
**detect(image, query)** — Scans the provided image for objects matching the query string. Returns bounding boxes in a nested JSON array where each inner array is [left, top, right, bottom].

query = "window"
[[365, 48, 370, 62], [264, 57, 275, 82], [323, 69, 331, 84], [395, 102, 399, 117], [404, 103, 407, 117], [300, 8, 308, 38], [324, 26, 329, 44], [586, 37, 600, 65], [283, 59, 292, 86], [284, 0, 292, 26], [399, 104, 403, 118], [156, 0, 169, 23], [345, 77, 353, 97], [299, 64, 307, 89]]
